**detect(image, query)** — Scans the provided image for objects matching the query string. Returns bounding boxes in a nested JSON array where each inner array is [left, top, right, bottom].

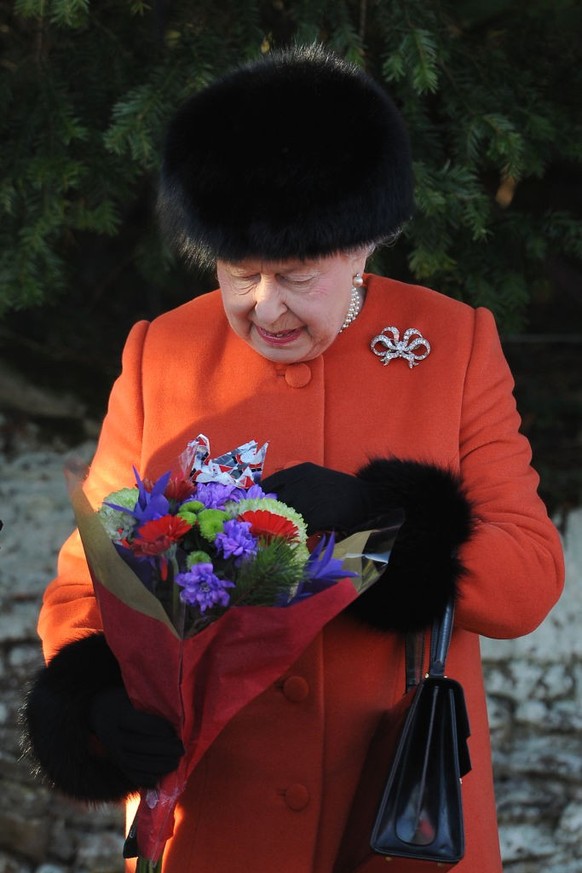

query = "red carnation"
[[238, 510, 299, 543], [128, 515, 193, 557], [164, 476, 197, 502], [142, 475, 196, 502]]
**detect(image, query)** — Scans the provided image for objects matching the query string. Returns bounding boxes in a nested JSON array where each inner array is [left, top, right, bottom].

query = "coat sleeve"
[[38, 319, 150, 662], [454, 307, 564, 638]]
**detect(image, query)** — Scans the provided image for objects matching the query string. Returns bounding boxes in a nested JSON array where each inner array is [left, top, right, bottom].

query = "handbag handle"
[[428, 599, 455, 678], [405, 599, 455, 688]]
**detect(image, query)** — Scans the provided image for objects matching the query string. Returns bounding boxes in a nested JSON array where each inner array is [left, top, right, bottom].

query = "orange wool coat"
[[38, 274, 564, 873]]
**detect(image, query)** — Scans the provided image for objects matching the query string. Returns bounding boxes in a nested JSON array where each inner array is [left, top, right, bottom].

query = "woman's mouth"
[[256, 326, 303, 346]]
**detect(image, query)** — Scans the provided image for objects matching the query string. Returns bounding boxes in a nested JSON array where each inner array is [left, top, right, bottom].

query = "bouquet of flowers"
[[98, 435, 350, 636], [67, 435, 403, 873]]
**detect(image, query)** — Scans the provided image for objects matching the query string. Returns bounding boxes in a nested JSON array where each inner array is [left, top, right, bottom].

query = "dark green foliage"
[[2, 0, 580, 324], [1, 0, 581, 507], [230, 538, 304, 607]]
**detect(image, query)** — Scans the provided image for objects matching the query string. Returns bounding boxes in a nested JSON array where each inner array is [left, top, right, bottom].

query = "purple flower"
[[175, 564, 235, 612], [246, 483, 274, 499], [194, 482, 242, 509], [189, 481, 274, 510], [214, 519, 258, 564]]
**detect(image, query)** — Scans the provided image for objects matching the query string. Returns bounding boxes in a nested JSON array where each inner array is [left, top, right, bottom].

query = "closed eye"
[[229, 275, 259, 292], [281, 274, 316, 288]]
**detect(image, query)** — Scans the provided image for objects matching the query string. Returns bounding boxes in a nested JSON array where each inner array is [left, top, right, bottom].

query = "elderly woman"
[[25, 46, 563, 873]]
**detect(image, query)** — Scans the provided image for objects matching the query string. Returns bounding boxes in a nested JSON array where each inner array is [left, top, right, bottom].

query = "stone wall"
[[482, 510, 582, 872], [0, 429, 125, 873], [1, 424, 580, 872]]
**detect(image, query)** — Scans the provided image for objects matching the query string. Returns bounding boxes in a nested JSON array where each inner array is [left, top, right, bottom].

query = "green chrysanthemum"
[[178, 500, 205, 525], [198, 509, 230, 542], [186, 550, 212, 568], [105, 487, 139, 509]]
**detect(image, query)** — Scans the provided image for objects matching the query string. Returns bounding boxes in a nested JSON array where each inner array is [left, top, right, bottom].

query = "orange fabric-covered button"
[[282, 676, 310, 702], [284, 363, 312, 388], [285, 783, 310, 811]]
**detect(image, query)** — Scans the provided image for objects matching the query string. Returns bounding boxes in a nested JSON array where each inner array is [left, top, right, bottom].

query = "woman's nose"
[[253, 278, 287, 323]]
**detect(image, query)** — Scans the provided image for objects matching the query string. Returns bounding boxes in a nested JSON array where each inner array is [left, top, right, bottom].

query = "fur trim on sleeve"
[[21, 633, 138, 802], [347, 459, 474, 633]]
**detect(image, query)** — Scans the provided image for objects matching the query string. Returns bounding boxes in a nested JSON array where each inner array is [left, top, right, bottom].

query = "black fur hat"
[[158, 44, 413, 267]]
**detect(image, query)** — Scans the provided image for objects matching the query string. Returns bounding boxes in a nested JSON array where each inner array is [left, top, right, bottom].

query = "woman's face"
[[217, 250, 367, 364]]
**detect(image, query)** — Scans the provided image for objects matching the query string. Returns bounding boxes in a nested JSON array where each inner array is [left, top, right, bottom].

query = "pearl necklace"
[[339, 280, 364, 333]]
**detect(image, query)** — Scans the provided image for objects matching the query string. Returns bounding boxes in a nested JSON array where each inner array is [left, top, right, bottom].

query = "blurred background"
[[1, 1, 581, 871]]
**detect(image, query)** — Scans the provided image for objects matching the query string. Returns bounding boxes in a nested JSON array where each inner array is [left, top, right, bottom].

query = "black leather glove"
[[262, 462, 384, 534], [89, 687, 184, 787]]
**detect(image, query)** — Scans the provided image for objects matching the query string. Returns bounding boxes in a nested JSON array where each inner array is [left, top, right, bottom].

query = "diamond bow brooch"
[[370, 326, 431, 368]]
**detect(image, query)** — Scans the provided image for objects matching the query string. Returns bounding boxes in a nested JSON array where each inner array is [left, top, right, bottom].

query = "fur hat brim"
[[158, 45, 413, 266]]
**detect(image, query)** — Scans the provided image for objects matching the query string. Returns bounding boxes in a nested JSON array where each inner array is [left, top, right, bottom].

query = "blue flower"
[[106, 468, 171, 524], [175, 564, 235, 612], [214, 519, 258, 564], [287, 533, 357, 603]]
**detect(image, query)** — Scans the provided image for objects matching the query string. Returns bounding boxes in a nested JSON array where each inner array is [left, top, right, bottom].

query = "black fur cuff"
[[348, 459, 473, 633], [22, 633, 138, 802]]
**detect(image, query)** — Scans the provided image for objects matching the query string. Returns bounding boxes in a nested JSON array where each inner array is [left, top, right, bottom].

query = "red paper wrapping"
[[95, 576, 363, 861]]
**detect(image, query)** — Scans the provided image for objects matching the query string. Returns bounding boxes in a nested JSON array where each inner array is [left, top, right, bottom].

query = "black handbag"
[[334, 601, 471, 873]]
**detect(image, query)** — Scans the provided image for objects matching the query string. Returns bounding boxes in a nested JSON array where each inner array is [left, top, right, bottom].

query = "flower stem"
[[170, 555, 186, 637], [136, 857, 163, 873]]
